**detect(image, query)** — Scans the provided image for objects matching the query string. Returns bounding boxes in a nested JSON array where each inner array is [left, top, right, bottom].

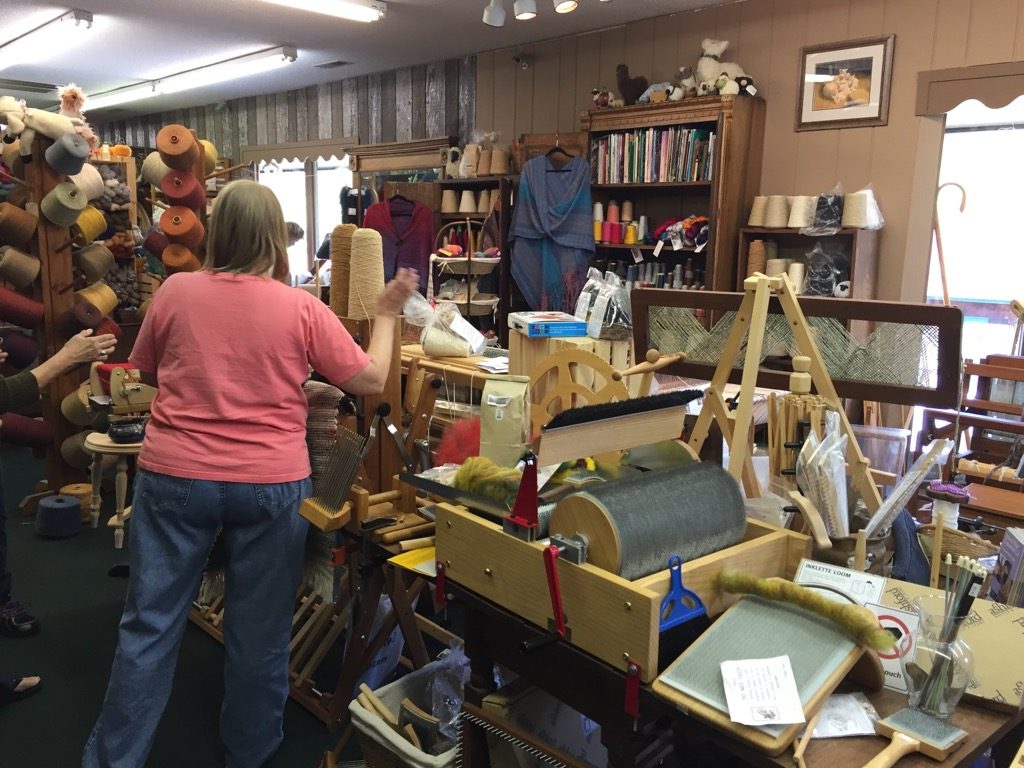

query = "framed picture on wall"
[[796, 35, 895, 130]]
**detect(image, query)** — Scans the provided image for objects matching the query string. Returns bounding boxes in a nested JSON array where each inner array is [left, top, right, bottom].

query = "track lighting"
[[513, 0, 537, 19], [482, 0, 506, 27], [0, 9, 93, 72], [553, 0, 578, 11], [258, 0, 385, 22]]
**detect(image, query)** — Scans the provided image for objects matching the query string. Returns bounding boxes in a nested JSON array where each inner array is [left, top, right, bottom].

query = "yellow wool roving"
[[452, 456, 523, 508]]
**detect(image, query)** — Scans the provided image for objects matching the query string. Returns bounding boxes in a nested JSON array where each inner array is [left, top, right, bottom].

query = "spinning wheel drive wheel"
[[528, 349, 630, 436]]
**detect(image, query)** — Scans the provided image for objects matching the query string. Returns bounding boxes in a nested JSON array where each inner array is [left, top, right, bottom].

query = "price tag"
[[695, 239, 707, 254], [671, 236, 683, 251], [653, 240, 664, 257], [631, 247, 644, 263]]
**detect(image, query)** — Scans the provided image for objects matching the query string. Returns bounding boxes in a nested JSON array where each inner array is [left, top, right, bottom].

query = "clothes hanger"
[[545, 135, 574, 172]]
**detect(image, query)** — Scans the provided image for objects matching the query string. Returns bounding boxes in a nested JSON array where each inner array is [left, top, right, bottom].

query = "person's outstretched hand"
[[60, 328, 118, 367], [376, 268, 419, 317]]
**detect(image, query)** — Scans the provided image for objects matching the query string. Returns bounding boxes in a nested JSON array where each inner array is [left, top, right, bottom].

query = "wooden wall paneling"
[[556, 35, 578, 134], [306, 85, 320, 142], [623, 17, 655, 85], [1015, 1, 1024, 60], [929, 0, 970, 69], [357, 76, 370, 145], [173, 109, 186, 127], [254, 94, 268, 146], [575, 33, 602, 127], [531, 41, 560, 135], [674, 11, 706, 90], [329, 81, 343, 140], [342, 78, 358, 140], [759, 0, 808, 195], [514, 45, 535, 138], [425, 62, 446, 138], [367, 72, 383, 144], [188, 107, 201, 134], [293, 89, 306, 143], [459, 55, 475, 144], [381, 72, 397, 144], [205, 105, 217, 147], [840, 0, 884, 193], [219, 102, 231, 170], [650, 12, 680, 89], [395, 67, 413, 142], [247, 97, 258, 147], [476, 52, 495, 134], [411, 64, 427, 140], [444, 58, 460, 140], [715, 2, 744, 52], [491, 48, 517, 141], [965, 0, 1017, 66], [236, 98, 249, 152], [212, 111, 223, 158], [597, 27, 625, 103]]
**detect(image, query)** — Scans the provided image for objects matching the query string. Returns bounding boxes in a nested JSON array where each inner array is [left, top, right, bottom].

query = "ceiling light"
[[513, 0, 537, 19], [482, 0, 506, 26], [0, 9, 93, 73], [554, 0, 577, 12], [158, 46, 298, 94], [258, 0, 385, 22], [86, 83, 159, 111]]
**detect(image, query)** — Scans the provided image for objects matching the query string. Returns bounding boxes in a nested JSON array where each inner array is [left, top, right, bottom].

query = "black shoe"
[[0, 600, 40, 637], [0, 675, 42, 705]]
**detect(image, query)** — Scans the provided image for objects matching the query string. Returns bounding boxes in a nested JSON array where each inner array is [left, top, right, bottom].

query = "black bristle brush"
[[542, 390, 704, 432]]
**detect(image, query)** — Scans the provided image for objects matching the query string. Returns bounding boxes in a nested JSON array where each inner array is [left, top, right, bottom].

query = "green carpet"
[[0, 447, 342, 768]]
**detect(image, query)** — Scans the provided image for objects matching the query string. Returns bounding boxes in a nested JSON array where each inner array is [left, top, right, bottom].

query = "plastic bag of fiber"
[[403, 292, 486, 358], [574, 267, 632, 341], [431, 646, 471, 740]]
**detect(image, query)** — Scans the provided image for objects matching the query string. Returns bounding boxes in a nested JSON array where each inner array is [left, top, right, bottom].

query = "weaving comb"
[[300, 427, 367, 531]]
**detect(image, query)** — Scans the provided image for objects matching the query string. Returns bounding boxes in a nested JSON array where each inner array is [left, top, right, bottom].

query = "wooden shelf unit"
[[580, 95, 766, 293]]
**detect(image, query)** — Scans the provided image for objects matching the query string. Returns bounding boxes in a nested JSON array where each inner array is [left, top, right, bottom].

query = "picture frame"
[[796, 35, 895, 131]]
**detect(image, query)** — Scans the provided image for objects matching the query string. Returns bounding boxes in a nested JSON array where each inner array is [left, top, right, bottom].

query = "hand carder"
[[864, 707, 967, 767]]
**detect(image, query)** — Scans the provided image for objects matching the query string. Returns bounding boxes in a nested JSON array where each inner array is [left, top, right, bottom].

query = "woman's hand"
[[60, 329, 118, 366], [376, 268, 419, 317]]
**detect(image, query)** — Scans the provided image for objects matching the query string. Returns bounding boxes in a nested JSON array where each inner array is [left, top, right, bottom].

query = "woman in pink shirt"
[[83, 180, 417, 768]]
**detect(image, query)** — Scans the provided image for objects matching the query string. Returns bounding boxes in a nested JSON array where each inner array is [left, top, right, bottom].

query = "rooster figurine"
[[616, 64, 648, 106]]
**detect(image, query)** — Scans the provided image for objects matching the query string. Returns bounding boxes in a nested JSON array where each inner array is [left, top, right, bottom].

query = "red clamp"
[[624, 659, 642, 719], [328, 546, 347, 568], [506, 453, 539, 533], [435, 560, 447, 607], [543, 545, 567, 639]]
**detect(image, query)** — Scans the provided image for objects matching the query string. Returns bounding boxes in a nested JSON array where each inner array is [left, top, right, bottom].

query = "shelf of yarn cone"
[[591, 181, 712, 189], [438, 177, 508, 188], [742, 226, 862, 235], [595, 242, 699, 253], [434, 256, 500, 276], [440, 212, 489, 220]]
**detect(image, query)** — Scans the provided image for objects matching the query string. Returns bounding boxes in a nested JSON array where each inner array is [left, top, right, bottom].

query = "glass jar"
[[901, 594, 975, 719]]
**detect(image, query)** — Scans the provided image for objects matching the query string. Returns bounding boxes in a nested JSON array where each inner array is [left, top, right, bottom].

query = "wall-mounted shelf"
[[592, 181, 712, 190]]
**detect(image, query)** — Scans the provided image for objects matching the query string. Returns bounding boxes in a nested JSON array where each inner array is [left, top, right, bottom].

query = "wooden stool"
[[84, 432, 142, 549]]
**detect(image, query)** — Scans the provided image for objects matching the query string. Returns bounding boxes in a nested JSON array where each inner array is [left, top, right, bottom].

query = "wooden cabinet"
[[580, 95, 765, 293]]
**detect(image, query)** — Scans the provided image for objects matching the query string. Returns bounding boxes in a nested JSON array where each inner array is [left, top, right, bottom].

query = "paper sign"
[[631, 246, 644, 263], [477, 357, 509, 373], [866, 603, 918, 693], [653, 240, 664, 257], [671, 235, 683, 251], [720, 656, 805, 726], [795, 558, 885, 605]]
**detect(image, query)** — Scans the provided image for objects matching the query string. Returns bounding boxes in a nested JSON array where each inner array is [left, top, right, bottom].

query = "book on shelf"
[[590, 126, 716, 185]]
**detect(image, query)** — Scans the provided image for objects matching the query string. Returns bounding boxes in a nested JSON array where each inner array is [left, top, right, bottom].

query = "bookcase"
[[580, 95, 765, 294]]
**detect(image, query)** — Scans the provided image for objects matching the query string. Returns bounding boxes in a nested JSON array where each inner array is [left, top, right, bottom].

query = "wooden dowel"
[[0, 168, 30, 188], [144, 197, 169, 210], [398, 536, 435, 552], [379, 521, 434, 544], [205, 163, 247, 180], [359, 683, 399, 728]]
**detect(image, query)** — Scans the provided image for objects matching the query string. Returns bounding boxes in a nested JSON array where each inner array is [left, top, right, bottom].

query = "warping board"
[[651, 595, 862, 755]]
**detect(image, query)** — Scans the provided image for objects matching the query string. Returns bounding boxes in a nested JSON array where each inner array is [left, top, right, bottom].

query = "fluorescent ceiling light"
[[513, 0, 537, 19], [258, 0, 385, 22], [0, 9, 93, 73], [86, 83, 158, 111], [554, 0, 577, 12], [158, 46, 298, 94], [482, 0, 506, 27]]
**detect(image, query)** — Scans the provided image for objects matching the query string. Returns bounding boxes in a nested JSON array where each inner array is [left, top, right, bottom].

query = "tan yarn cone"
[[329, 223, 357, 317], [347, 228, 385, 321], [477, 149, 493, 176], [141, 151, 173, 187], [74, 243, 115, 283], [75, 281, 118, 316], [60, 432, 94, 470], [0, 246, 40, 288], [61, 390, 94, 427]]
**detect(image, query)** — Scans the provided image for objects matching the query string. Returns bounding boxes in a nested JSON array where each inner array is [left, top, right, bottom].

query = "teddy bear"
[[0, 95, 86, 163], [735, 75, 758, 96], [57, 83, 98, 148], [669, 66, 698, 100], [616, 64, 649, 106], [715, 73, 740, 96], [696, 39, 746, 96], [591, 87, 611, 108]]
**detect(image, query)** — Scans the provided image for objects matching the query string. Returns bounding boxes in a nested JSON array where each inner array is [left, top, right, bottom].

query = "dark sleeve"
[[0, 370, 40, 412]]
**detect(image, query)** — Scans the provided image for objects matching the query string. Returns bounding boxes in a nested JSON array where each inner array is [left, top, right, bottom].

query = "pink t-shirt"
[[129, 271, 370, 483]]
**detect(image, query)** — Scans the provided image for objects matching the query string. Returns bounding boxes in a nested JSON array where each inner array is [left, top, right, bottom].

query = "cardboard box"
[[508, 311, 587, 338]]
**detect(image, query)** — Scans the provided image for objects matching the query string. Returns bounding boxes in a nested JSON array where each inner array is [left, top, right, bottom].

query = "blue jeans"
[[82, 470, 311, 768]]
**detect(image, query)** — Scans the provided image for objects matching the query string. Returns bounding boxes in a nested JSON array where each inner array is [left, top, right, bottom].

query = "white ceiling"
[[1, 0, 733, 121]]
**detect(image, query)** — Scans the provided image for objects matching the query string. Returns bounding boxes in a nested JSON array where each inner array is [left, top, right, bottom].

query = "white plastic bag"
[[403, 293, 486, 357]]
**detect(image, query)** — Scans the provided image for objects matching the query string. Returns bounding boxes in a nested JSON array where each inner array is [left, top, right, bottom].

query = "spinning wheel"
[[528, 348, 629, 435]]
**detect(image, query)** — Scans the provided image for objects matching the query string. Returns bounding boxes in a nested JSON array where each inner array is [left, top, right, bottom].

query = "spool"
[[60, 482, 94, 524], [69, 163, 105, 200], [0, 412, 54, 449], [637, 215, 649, 242], [601, 221, 613, 243], [160, 169, 206, 210], [593, 202, 604, 222], [746, 239, 767, 277], [624, 223, 637, 245], [59, 431, 94, 469], [477, 149, 493, 176], [41, 182, 87, 227], [0, 202, 38, 247], [94, 316, 122, 340], [199, 139, 219, 175], [0, 246, 40, 288], [440, 189, 458, 213], [764, 240, 779, 261], [606, 200, 620, 224], [162, 243, 201, 274], [788, 261, 806, 294], [764, 195, 790, 228], [71, 205, 108, 247], [58, 301, 103, 338], [1, 330, 38, 369], [787, 195, 816, 229], [0, 287, 44, 327], [593, 220, 603, 242], [35, 494, 81, 539], [61, 390, 94, 427], [458, 190, 476, 214], [347, 228, 385, 321], [765, 258, 788, 277], [156, 124, 200, 172], [141, 151, 173, 187], [842, 189, 882, 229], [160, 206, 205, 250], [491, 145, 510, 175], [143, 229, 169, 257], [477, 189, 490, 214], [747, 195, 768, 226], [329, 223, 357, 316], [75, 281, 118, 317], [549, 462, 746, 580], [608, 222, 623, 244], [73, 243, 115, 283], [620, 200, 634, 223], [44, 131, 91, 175]]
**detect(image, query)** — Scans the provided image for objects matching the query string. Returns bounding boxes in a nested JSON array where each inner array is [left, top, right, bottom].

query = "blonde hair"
[[204, 180, 289, 281]]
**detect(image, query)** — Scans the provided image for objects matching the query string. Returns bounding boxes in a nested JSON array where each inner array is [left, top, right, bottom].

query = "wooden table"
[[962, 483, 1024, 540], [453, 583, 1024, 768], [84, 432, 142, 549]]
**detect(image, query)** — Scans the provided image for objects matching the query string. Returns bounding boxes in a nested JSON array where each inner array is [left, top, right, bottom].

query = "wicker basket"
[[917, 523, 999, 561]]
